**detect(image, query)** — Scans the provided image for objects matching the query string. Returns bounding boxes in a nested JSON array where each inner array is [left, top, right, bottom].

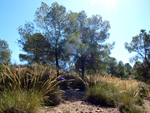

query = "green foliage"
[[86, 82, 120, 107], [135, 96, 144, 106], [0, 39, 11, 64], [138, 83, 150, 100], [118, 86, 145, 113], [43, 93, 61, 106], [18, 2, 114, 77], [132, 61, 150, 82], [0, 63, 5, 75], [66, 11, 113, 77], [107, 59, 132, 78], [86, 82, 145, 113], [107, 57, 117, 75], [125, 29, 150, 64], [125, 29, 150, 80], [18, 32, 51, 64], [119, 92, 144, 113], [0, 63, 4, 70], [125, 63, 132, 76], [84, 74, 145, 112], [34, 2, 69, 75], [120, 104, 144, 113], [0, 89, 41, 113], [116, 61, 126, 78]]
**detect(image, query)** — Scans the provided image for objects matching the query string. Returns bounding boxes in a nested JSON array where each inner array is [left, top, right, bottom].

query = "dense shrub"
[[86, 82, 120, 107]]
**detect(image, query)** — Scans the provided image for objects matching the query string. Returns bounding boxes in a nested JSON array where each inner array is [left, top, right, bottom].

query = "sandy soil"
[[38, 88, 120, 113], [142, 100, 150, 113], [38, 80, 150, 113]]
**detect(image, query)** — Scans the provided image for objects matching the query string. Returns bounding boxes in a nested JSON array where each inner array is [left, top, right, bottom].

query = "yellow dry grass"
[[0, 64, 62, 112], [101, 75, 141, 96], [1, 64, 61, 91], [82, 73, 144, 97]]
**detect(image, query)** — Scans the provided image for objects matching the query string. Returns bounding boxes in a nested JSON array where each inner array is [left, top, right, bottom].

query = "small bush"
[[86, 82, 121, 107], [119, 91, 144, 113], [138, 83, 150, 100], [0, 89, 41, 113], [119, 104, 144, 113]]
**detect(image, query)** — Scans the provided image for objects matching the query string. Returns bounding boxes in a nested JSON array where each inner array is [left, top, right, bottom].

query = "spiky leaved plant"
[[0, 64, 62, 113]]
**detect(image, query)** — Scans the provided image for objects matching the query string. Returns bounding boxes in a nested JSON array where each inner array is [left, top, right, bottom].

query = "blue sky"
[[0, 0, 150, 65]]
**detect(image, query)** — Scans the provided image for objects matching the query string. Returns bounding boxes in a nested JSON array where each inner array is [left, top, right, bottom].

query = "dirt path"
[[38, 87, 120, 113], [38, 79, 150, 113]]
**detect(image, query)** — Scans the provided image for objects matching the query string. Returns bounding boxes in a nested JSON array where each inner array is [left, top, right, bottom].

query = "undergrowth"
[[86, 81, 120, 107], [0, 64, 62, 113], [78, 74, 146, 113], [0, 89, 41, 113]]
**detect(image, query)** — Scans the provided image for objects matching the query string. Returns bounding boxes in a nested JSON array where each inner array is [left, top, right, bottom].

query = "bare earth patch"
[[38, 81, 150, 113], [38, 88, 120, 113], [142, 100, 150, 113]]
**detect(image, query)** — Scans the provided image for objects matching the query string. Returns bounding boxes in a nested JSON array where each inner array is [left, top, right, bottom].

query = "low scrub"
[[0, 89, 41, 113], [86, 82, 120, 107], [138, 83, 150, 100], [119, 91, 144, 113], [119, 105, 144, 113], [84, 74, 145, 112], [0, 64, 61, 112]]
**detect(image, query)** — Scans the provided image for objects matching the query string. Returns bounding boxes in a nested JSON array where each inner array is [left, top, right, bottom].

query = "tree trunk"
[[81, 57, 85, 78], [55, 41, 59, 76]]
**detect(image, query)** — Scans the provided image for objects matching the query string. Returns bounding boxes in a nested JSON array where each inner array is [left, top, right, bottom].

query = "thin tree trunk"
[[81, 57, 85, 78], [55, 41, 59, 76], [55, 52, 59, 76]]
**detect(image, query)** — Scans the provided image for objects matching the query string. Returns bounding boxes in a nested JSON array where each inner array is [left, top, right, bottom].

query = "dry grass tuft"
[[80, 73, 142, 96], [0, 64, 62, 113]]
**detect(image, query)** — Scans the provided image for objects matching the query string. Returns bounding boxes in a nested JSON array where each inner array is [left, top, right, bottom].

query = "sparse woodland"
[[0, 2, 150, 113]]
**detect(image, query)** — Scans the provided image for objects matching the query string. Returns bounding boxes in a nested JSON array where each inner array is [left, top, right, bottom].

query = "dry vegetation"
[[0, 64, 61, 113], [0, 64, 150, 113], [78, 73, 148, 112]]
